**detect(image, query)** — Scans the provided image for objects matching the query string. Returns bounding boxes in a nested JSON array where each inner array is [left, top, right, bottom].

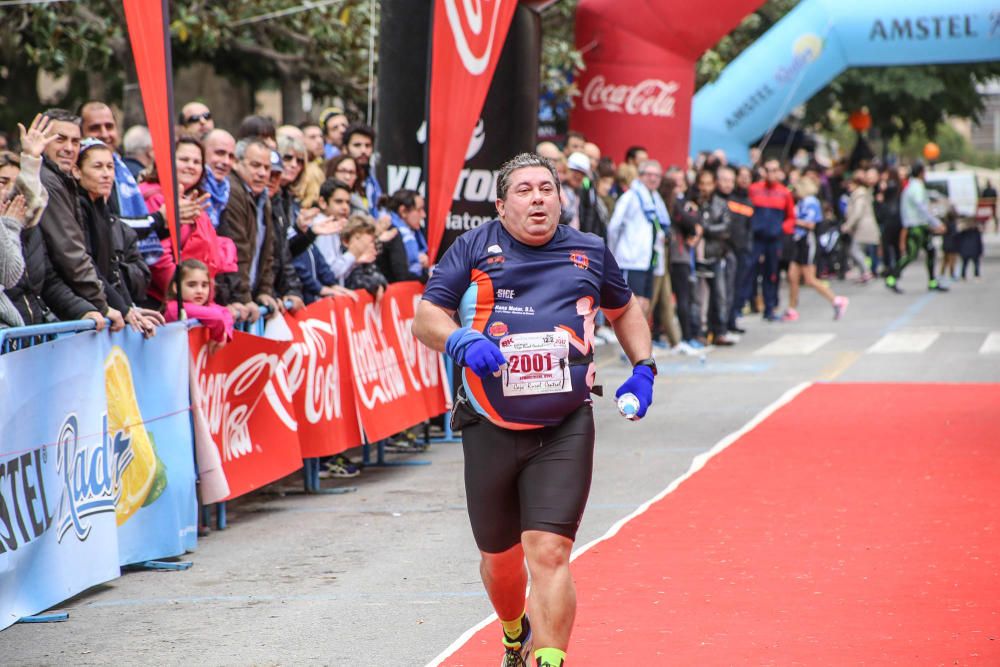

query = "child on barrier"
[[342, 214, 388, 300], [163, 258, 234, 345]]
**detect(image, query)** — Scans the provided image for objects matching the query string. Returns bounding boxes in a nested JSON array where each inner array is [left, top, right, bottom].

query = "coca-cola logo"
[[344, 302, 407, 410], [195, 347, 279, 462], [291, 315, 343, 424], [390, 294, 443, 393], [443, 0, 503, 75], [581, 76, 680, 118]]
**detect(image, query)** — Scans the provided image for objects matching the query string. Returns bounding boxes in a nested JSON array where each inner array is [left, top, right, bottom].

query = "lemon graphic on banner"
[[104, 345, 167, 526]]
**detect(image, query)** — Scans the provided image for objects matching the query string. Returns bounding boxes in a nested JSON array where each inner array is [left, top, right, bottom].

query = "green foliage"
[[0, 0, 376, 118], [695, 0, 797, 89], [804, 64, 1000, 145], [540, 0, 584, 111]]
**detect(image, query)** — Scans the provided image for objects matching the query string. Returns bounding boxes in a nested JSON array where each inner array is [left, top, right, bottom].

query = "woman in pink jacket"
[[140, 136, 237, 304]]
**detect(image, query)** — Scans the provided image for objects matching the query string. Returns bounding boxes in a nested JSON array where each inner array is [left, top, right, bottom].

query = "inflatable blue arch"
[[690, 0, 1000, 163]]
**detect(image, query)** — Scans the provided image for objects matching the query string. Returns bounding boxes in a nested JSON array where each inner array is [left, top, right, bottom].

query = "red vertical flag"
[[426, 0, 518, 262], [122, 0, 181, 260]]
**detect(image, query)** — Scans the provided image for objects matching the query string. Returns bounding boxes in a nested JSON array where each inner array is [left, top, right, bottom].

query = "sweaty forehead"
[[508, 166, 555, 189]]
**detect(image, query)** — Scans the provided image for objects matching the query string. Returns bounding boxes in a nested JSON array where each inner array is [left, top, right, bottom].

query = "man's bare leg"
[[480, 543, 528, 622], [521, 530, 575, 652]]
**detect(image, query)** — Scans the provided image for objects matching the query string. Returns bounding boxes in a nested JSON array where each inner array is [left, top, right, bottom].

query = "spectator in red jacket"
[[748, 159, 795, 321]]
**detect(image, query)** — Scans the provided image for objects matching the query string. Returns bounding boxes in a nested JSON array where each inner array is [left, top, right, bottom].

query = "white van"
[[925, 171, 978, 219]]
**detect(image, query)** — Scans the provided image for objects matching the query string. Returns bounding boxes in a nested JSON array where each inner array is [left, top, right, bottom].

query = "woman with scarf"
[[76, 138, 161, 335], [140, 136, 238, 308]]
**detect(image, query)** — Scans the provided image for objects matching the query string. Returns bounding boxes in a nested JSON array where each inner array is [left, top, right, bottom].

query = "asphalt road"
[[5, 234, 999, 666]]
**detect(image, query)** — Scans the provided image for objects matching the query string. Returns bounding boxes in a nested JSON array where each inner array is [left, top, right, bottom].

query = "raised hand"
[[18, 114, 58, 159], [0, 194, 27, 224]]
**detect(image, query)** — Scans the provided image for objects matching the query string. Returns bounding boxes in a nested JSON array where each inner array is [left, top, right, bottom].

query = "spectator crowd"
[[0, 100, 989, 471]]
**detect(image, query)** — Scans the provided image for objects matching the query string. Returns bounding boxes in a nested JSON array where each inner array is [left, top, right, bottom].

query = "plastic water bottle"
[[617, 393, 641, 421]]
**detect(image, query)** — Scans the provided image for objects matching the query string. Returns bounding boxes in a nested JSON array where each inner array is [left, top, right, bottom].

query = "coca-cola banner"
[[378, 282, 451, 421], [574, 60, 693, 168], [190, 329, 302, 501], [377, 3, 541, 261], [572, 0, 764, 167], [285, 299, 363, 459], [336, 285, 449, 443]]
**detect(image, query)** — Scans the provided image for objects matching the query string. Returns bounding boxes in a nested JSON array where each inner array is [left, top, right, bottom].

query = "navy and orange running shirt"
[[423, 219, 632, 429]]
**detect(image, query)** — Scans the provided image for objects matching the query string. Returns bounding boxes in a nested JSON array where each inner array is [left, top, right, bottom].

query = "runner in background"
[[414, 153, 655, 667], [785, 175, 849, 321]]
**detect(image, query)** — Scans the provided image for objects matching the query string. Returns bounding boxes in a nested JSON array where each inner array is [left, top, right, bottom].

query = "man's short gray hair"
[[235, 137, 271, 161], [637, 159, 662, 175], [496, 152, 560, 201], [122, 125, 152, 156]]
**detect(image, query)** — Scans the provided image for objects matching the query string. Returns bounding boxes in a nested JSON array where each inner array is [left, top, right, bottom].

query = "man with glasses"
[[180, 101, 214, 140], [606, 159, 669, 318], [216, 138, 281, 323], [748, 159, 796, 321]]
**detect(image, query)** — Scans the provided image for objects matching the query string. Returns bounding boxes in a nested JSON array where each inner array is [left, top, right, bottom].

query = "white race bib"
[[499, 331, 572, 397]]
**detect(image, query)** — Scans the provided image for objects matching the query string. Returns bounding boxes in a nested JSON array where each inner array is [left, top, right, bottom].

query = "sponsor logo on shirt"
[[487, 244, 502, 254], [495, 288, 515, 300], [569, 250, 590, 270], [488, 321, 509, 338]]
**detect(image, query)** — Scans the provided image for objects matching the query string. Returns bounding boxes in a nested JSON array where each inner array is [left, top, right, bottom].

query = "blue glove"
[[615, 365, 655, 419], [445, 327, 507, 379]]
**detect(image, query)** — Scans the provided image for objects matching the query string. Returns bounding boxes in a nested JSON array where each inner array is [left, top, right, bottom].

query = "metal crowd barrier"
[[0, 319, 98, 355]]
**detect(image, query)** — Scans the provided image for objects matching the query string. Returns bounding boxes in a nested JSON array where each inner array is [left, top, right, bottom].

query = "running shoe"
[[670, 341, 697, 356], [885, 277, 903, 294], [833, 296, 849, 320], [685, 338, 705, 350], [501, 616, 533, 667], [385, 437, 429, 453], [781, 308, 799, 322], [319, 455, 360, 479], [928, 281, 950, 292]]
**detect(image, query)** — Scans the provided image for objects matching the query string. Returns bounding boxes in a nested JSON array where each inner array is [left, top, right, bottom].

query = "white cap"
[[567, 152, 591, 176]]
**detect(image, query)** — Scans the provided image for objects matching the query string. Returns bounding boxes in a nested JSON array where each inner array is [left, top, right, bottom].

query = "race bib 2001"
[[499, 331, 572, 397]]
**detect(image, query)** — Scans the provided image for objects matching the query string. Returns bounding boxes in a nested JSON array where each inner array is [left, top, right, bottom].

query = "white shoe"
[[671, 342, 696, 356], [596, 327, 618, 343]]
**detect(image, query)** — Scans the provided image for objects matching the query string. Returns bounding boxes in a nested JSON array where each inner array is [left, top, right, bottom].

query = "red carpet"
[[433, 383, 1000, 665]]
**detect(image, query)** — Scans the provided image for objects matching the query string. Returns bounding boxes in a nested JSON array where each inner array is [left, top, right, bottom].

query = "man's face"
[[45, 120, 81, 174], [583, 142, 600, 172], [82, 105, 119, 150], [565, 168, 585, 190], [564, 135, 585, 156], [236, 144, 271, 195], [717, 169, 735, 195], [303, 125, 324, 160], [496, 166, 561, 246], [182, 103, 214, 138], [631, 149, 649, 166], [764, 161, 782, 185], [639, 164, 663, 192], [204, 132, 236, 180], [345, 133, 373, 166], [0, 165, 18, 198], [697, 172, 715, 199], [327, 187, 352, 220], [325, 115, 348, 146]]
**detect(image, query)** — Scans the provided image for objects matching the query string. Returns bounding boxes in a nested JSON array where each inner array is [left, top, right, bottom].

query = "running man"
[[886, 162, 948, 293], [784, 175, 849, 321], [413, 153, 656, 667]]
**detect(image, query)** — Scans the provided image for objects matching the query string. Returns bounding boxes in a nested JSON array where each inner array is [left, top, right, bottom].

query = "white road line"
[[979, 332, 1000, 355], [423, 382, 813, 667], [753, 333, 835, 356], [868, 332, 940, 354]]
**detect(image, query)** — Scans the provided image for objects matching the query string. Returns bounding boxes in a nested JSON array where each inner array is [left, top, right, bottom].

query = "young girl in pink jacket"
[[163, 259, 234, 344]]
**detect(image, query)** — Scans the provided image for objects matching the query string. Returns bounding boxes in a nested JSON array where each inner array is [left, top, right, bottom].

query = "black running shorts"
[[457, 399, 595, 554], [790, 234, 817, 266]]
